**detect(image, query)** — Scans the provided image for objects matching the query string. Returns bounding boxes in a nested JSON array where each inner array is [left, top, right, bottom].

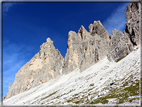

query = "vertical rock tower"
[[6, 1, 140, 99], [62, 21, 110, 73], [6, 38, 63, 98], [107, 1, 140, 61]]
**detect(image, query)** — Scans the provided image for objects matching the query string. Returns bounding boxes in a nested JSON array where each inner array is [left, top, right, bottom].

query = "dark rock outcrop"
[[107, 2, 140, 61], [125, 2, 140, 45], [1, 95, 6, 101]]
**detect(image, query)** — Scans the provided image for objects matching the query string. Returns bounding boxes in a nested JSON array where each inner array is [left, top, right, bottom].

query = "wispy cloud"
[[102, 3, 129, 35], [3, 3, 15, 12], [3, 39, 35, 96], [2, 2, 24, 16], [3, 61, 25, 97]]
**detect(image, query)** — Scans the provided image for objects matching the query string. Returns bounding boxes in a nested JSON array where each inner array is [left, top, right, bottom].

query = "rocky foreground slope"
[[3, 45, 140, 106], [5, 1, 141, 101]]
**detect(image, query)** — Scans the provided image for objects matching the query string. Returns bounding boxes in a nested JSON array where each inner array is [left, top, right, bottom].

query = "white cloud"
[[1, 0, 132, 98], [3, 3, 15, 12], [2, 2, 24, 16], [102, 3, 129, 35], [3, 60, 25, 96], [3, 39, 35, 96]]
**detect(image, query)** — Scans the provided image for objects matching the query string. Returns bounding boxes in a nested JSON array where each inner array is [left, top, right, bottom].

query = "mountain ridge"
[[3, 44, 140, 105], [5, 1, 141, 100]]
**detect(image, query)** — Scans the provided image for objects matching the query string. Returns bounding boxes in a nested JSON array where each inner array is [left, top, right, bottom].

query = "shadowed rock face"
[[63, 2, 140, 72], [107, 2, 140, 62], [6, 38, 63, 99], [6, 2, 140, 99], [107, 29, 133, 61], [125, 2, 140, 46]]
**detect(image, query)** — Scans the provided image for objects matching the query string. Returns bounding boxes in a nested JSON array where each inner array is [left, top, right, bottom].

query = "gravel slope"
[[3, 45, 141, 106]]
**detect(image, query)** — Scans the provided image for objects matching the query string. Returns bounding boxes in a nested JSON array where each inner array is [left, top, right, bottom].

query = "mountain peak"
[[46, 37, 53, 43], [89, 20, 106, 36], [94, 20, 102, 26], [5, 2, 140, 100], [78, 25, 92, 41]]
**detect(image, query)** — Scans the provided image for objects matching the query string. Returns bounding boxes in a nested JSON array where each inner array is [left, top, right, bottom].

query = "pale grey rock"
[[6, 2, 140, 99], [80, 21, 110, 71], [107, 29, 133, 62], [89, 20, 106, 36], [62, 31, 82, 74], [63, 21, 110, 73], [78, 25, 92, 41], [6, 38, 64, 99]]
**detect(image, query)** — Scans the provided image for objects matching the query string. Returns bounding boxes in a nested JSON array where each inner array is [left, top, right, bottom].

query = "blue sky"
[[2, 2, 130, 97]]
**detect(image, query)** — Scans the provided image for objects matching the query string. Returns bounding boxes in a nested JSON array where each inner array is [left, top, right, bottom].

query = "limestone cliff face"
[[107, 29, 133, 61], [107, 2, 140, 61], [62, 31, 82, 74], [63, 21, 110, 73], [6, 2, 140, 99], [125, 2, 140, 45], [6, 38, 63, 99], [80, 21, 110, 71], [63, 2, 140, 72]]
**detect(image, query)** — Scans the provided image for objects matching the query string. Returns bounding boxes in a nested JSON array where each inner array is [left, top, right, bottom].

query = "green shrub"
[[90, 83, 94, 86], [101, 99, 109, 104], [115, 55, 127, 62], [88, 88, 93, 91]]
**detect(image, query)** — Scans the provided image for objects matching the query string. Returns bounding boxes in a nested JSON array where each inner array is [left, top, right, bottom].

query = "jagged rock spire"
[[107, 2, 140, 61], [125, 2, 140, 46], [6, 37, 64, 99], [89, 20, 106, 36], [46, 37, 52, 42], [67, 31, 81, 49], [63, 20, 110, 73], [6, 2, 140, 99], [62, 31, 82, 74], [78, 25, 92, 41], [107, 29, 133, 61]]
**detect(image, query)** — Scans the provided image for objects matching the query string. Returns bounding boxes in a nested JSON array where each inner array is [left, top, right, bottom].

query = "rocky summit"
[[5, 1, 140, 102], [63, 21, 110, 73], [125, 2, 140, 45], [6, 38, 64, 98]]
